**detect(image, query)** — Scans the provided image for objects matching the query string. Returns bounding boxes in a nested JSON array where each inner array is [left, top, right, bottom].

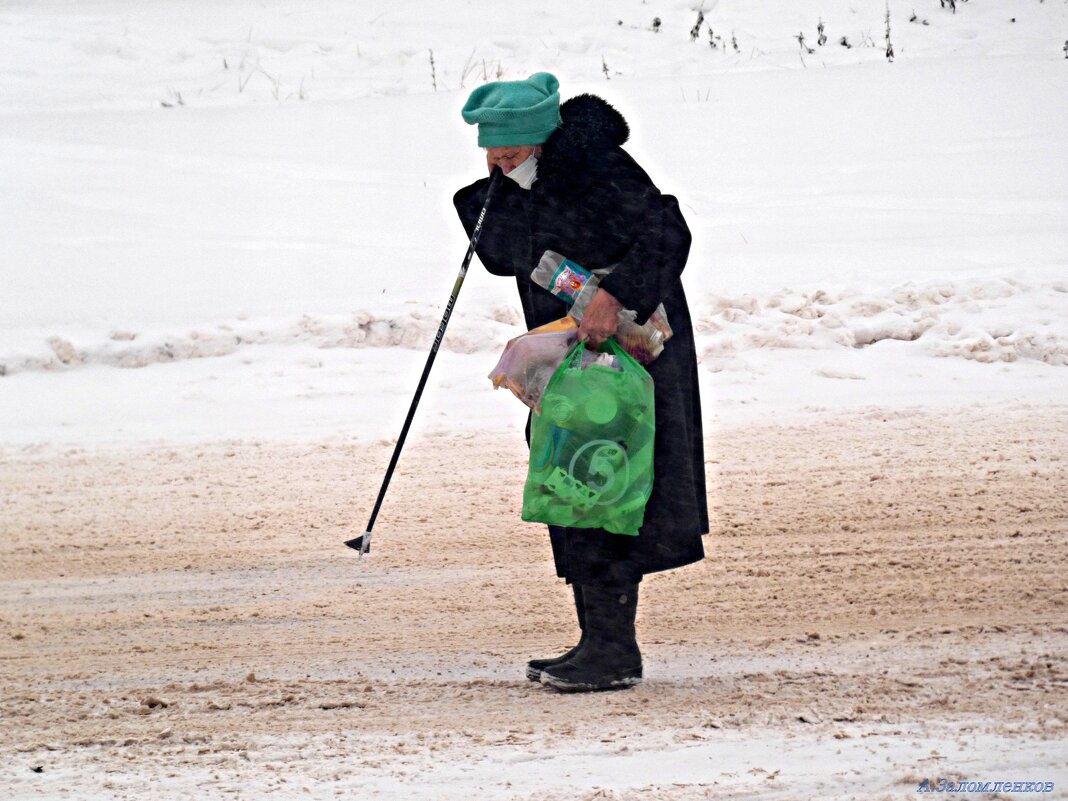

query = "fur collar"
[[540, 94, 630, 173]]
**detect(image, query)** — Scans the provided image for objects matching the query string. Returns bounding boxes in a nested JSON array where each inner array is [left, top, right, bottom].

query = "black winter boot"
[[526, 585, 586, 681], [540, 584, 642, 692]]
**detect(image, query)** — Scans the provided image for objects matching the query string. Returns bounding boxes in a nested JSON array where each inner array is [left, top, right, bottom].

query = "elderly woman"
[[454, 73, 707, 692]]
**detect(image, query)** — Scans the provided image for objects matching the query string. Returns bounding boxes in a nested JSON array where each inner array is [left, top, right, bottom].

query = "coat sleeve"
[[595, 184, 692, 325], [453, 178, 526, 277]]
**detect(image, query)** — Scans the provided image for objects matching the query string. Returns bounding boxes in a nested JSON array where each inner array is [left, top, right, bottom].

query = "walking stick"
[[344, 168, 504, 556]]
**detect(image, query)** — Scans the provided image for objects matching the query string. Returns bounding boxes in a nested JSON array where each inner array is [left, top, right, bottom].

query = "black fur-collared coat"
[[454, 94, 708, 587]]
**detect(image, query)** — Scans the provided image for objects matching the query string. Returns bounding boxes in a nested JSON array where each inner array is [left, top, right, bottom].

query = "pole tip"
[[343, 533, 371, 555]]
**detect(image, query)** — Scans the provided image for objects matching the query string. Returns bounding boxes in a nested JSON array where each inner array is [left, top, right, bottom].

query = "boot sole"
[[540, 671, 642, 692]]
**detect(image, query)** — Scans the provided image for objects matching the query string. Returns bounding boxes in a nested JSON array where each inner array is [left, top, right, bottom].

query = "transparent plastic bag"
[[488, 317, 579, 413], [521, 339, 655, 536]]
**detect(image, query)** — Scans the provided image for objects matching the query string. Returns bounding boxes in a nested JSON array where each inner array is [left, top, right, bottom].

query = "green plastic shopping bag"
[[521, 338, 655, 536]]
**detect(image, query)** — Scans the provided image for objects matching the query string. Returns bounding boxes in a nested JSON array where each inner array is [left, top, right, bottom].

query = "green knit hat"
[[461, 72, 562, 147]]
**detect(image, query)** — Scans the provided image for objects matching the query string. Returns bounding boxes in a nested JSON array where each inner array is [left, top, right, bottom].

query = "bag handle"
[[554, 336, 638, 386], [563, 339, 588, 368], [569, 340, 618, 365], [539, 340, 586, 406], [603, 337, 642, 371]]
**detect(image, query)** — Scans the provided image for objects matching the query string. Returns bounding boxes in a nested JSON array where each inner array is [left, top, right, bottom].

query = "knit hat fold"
[[462, 72, 562, 147]]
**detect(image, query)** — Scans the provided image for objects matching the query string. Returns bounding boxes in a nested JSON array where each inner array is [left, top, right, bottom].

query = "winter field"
[[2, 0, 1067, 799]]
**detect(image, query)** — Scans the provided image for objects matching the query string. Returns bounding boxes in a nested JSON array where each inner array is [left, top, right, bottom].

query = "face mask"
[[506, 154, 539, 190]]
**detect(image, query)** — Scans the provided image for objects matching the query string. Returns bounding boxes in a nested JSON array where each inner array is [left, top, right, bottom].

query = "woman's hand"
[[578, 289, 623, 348]]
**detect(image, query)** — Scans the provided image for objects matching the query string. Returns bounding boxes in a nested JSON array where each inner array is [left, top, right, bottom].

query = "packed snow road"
[[2, 405, 1065, 799]]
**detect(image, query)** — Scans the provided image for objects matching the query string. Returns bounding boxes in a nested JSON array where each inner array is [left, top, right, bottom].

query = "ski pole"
[[345, 168, 503, 556]]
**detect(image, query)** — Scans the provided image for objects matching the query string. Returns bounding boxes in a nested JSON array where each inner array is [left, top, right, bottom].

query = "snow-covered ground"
[[3, 410, 1067, 800], [2, 0, 1065, 446]]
